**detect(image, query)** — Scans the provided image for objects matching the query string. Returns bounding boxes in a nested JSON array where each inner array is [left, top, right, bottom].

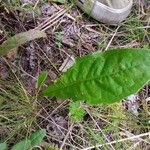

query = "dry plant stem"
[[48, 118, 66, 137], [40, 9, 66, 31], [11, 61, 48, 91], [46, 134, 80, 149], [85, 108, 115, 150], [38, 114, 90, 144], [65, 13, 76, 21], [34, 42, 60, 74], [41, 18, 63, 32], [41, 141, 80, 150], [35, 9, 64, 30], [60, 123, 74, 150], [137, 26, 150, 29], [69, 132, 85, 148], [37, 5, 73, 31], [39, 112, 73, 147], [82, 132, 150, 150], [105, 25, 120, 50], [33, 0, 40, 9], [11, 62, 36, 80], [38, 107, 66, 138], [49, 100, 70, 116], [127, 141, 141, 150], [95, 114, 150, 145], [52, 19, 65, 32], [37, 100, 69, 127], [2, 57, 30, 103], [0, 114, 15, 123]]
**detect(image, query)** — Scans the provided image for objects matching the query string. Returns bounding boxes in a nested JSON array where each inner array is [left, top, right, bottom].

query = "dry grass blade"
[[82, 132, 150, 150], [0, 0, 149, 149], [36, 5, 73, 31], [60, 123, 74, 150], [85, 108, 115, 150], [35, 8, 65, 30]]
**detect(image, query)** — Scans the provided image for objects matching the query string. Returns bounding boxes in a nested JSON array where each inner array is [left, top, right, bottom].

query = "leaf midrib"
[[46, 61, 150, 94]]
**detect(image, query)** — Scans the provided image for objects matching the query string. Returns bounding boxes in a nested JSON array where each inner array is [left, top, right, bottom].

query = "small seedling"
[[0, 129, 46, 150], [69, 101, 86, 122]]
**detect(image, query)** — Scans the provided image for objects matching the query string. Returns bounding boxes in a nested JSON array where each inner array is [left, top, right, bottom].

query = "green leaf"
[[0, 29, 46, 56], [11, 139, 31, 150], [43, 48, 150, 104], [36, 71, 48, 88], [69, 102, 85, 122], [29, 129, 46, 147], [0, 142, 7, 150]]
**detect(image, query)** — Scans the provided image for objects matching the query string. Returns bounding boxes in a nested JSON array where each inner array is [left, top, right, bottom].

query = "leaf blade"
[[29, 129, 46, 147], [0, 142, 7, 150], [0, 29, 46, 56], [11, 139, 31, 150], [43, 48, 150, 104], [36, 71, 48, 88], [69, 102, 85, 122]]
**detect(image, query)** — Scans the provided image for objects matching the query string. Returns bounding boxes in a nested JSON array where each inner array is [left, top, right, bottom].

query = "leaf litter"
[[0, 0, 150, 149]]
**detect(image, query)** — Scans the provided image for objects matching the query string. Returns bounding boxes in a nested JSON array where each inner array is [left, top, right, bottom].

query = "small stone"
[[59, 55, 75, 72], [125, 94, 139, 116]]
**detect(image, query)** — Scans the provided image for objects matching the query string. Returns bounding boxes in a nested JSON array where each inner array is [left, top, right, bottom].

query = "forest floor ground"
[[0, 0, 150, 149]]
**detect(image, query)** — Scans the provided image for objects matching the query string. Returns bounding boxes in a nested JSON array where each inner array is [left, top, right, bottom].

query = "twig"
[[33, 0, 40, 9], [85, 108, 115, 150], [35, 9, 64, 30], [82, 132, 150, 150], [41, 9, 67, 31], [60, 123, 74, 150], [38, 114, 89, 144], [41, 17, 63, 32], [36, 4, 73, 31], [127, 141, 141, 150], [105, 25, 120, 50], [95, 114, 150, 145], [2, 57, 30, 103]]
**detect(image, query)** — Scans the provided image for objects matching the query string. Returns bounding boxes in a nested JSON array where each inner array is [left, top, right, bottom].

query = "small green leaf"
[[11, 139, 31, 150], [29, 129, 46, 147], [69, 102, 85, 122], [36, 71, 48, 88], [0, 142, 7, 150], [0, 29, 46, 56], [43, 48, 150, 104]]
